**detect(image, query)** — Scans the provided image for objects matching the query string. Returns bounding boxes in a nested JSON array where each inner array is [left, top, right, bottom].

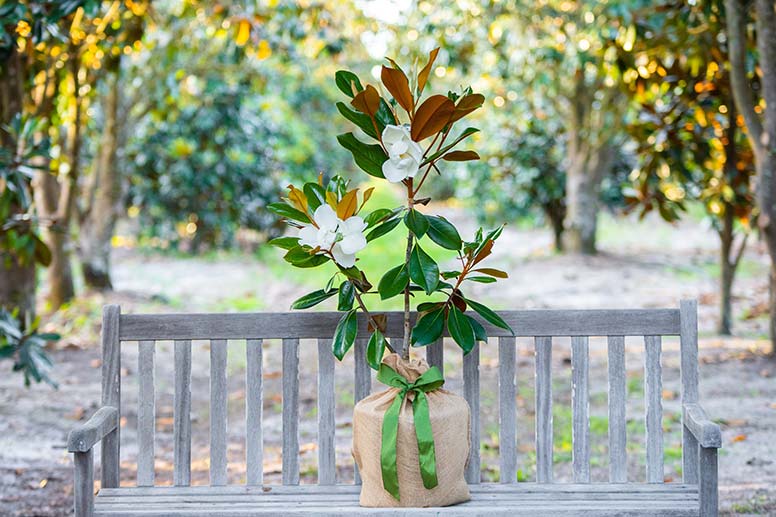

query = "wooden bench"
[[68, 300, 720, 516]]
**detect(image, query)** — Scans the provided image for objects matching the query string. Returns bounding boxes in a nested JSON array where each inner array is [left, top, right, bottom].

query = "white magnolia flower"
[[381, 125, 423, 183], [298, 205, 367, 268]]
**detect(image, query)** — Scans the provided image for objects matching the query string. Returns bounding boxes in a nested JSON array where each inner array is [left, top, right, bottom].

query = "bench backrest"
[[98, 300, 700, 489]]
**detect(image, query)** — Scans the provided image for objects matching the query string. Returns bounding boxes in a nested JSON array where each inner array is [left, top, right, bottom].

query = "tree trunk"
[[79, 56, 121, 290], [563, 144, 611, 255], [544, 202, 565, 253], [0, 45, 36, 322], [718, 211, 734, 335]]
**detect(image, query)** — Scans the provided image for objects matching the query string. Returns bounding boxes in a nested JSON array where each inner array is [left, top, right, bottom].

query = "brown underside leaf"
[[411, 94, 455, 141], [442, 150, 480, 162], [417, 47, 440, 94], [337, 189, 359, 220], [351, 84, 381, 118], [381, 65, 414, 114], [450, 93, 485, 122]]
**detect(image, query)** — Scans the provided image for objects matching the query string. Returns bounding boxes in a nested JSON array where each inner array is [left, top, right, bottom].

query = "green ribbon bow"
[[377, 362, 445, 501]]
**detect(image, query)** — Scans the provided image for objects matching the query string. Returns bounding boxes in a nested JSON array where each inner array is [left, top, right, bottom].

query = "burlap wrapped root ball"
[[352, 353, 471, 507]]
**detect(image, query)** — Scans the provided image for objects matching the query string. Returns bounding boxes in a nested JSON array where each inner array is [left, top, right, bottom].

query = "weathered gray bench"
[[68, 300, 720, 516]]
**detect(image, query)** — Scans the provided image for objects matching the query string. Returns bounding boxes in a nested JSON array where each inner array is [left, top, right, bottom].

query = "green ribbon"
[[377, 362, 445, 501]]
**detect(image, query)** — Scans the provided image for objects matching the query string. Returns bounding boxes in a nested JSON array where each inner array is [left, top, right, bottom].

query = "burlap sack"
[[352, 353, 471, 507]]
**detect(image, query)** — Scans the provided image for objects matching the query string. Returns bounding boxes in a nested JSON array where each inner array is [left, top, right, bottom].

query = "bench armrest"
[[683, 403, 721, 449], [67, 406, 119, 453]]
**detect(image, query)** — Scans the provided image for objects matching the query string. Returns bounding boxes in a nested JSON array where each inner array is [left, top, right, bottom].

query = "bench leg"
[[74, 449, 95, 517], [699, 446, 718, 516]]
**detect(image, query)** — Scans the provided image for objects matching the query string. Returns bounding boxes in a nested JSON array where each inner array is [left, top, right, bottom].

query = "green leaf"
[[283, 247, 330, 268], [268, 236, 300, 250], [465, 298, 514, 334], [409, 244, 439, 295], [364, 208, 393, 227], [404, 209, 429, 238], [337, 133, 387, 178], [441, 270, 461, 279], [426, 215, 462, 250], [466, 276, 497, 283], [268, 202, 311, 224], [338, 281, 356, 311], [467, 315, 488, 343], [378, 263, 409, 300], [366, 329, 387, 370], [303, 183, 326, 211], [422, 127, 480, 165], [366, 216, 401, 242], [332, 309, 358, 361], [336, 102, 380, 139], [291, 289, 336, 310], [335, 70, 364, 98], [411, 307, 445, 347], [447, 305, 476, 354], [417, 301, 444, 313]]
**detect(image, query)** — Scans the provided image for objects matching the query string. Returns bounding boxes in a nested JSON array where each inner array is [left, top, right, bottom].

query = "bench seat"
[[95, 484, 700, 516]]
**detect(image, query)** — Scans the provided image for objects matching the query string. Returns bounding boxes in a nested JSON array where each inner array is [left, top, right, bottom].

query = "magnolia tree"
[[269, 49, 512, 367]]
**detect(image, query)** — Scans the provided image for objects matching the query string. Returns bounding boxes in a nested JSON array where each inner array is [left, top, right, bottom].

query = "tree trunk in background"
[[544, 202, 565, 253], [0, 47, 36, 322], [718, 211, 735, 336], [725, 0, 776, 357], [563, 143, 611, 255], [79, 56, 121, 290]]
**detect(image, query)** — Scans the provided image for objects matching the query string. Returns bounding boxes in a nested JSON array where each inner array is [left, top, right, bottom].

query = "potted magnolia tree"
[[269, 49, 511, 508]]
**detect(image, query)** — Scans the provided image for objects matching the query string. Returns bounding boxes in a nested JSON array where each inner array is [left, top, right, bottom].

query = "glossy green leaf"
[[468, 315, 488, 343], [364, 207, 394, 227], [409, 244, 439, 295], [426, 215, 462, 250], [283, 247, 330, 268], [366, 329, 387, 370], [335, 70, 364, 98], [268, 236, 300, 250], [338, 281, 356, 311], [291, 289, 336, 310], [465, 298, 514, 334], [366, 216, 401, 242], [336, 133, 387, 178], [466, 275, 497, 283], [303, 183, 326, 211], [447, 305, 476, 354], [411, 307, 445, 347], [268, 202, 311, 224], [332, 309, 358, 361], [336, 102, 380, 139], [378, 263, 409, 300], [404, 209, 429, 238]]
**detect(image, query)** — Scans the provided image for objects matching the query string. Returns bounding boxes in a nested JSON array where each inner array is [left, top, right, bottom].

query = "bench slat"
[[426, 338, 444, 375], [210, 340, 228, 486], [118, 309, 681, 341], [353, 338, 371, 485], [137, 340, 155, 487], [572, 336, 590, 483], [174, 340, 192, 486], [607, 336, 627, 483], [101, 305, 121, 489], [317, 339, 336, 485], [464, 342, 481, 484], [679, 299, 699, 484], [645, 335, 664, 483], [498, 337, 517, 484], [246, 339, 263, 486], [535, 336, 553, 483], [282, 338, 300, 485]]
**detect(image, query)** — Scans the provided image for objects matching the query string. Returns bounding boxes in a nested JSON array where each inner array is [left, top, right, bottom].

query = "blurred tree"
[[618, 0, 756, 335], [725, 0, 776, 354]]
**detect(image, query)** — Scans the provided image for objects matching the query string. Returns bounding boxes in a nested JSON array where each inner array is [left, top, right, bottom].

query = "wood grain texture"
[[607, 336, 627, 483], [426, 338, 444, 376], [353, 337, 371, 486], [282, 338, 300, 485], [464, 343, 481, 484], [174, 340, 192, 486], [210, 340, 228, 486], [101, 304, 121, 489], [498, 337, 517, 484], [118, 309, 681, 341], [699, 447, 718, 516], [645, 335, 664, 484], [246, 339, 263, 486], [571, 336, 590, 483], [67, 406, 118, 453], [680, 300, 699, 484], [535, 336, 553, 483], [317, 339, 336, 485], [73, 449, 94, 517], [683, 404, 722, 449], [137, 340, 155, 487]]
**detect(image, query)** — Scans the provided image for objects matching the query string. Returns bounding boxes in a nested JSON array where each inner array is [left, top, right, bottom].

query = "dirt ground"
[[1, 212, 775, 516]]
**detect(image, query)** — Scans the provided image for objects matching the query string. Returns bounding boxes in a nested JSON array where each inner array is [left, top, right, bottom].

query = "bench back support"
[[100, 301, 699, 488]]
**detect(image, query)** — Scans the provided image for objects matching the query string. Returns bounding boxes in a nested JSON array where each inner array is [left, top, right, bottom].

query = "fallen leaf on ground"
[[732, 434, 747, 443], [90, 359, 101, 368]]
